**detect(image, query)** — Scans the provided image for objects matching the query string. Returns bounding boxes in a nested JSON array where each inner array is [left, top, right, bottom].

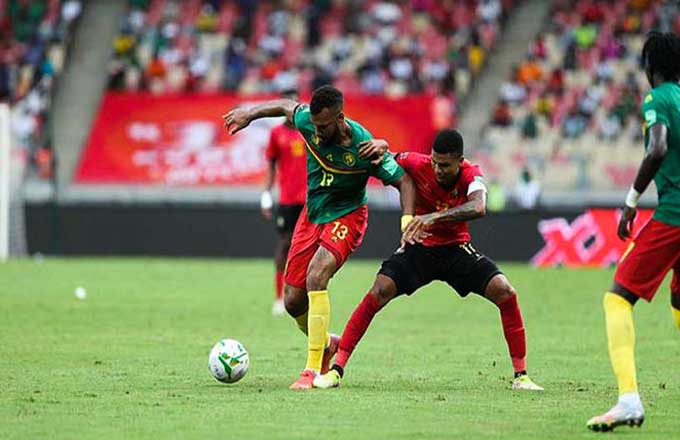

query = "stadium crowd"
[[482, 0, 679, 192], [108, 0, 516, 112], [1, 0, 81, 179]]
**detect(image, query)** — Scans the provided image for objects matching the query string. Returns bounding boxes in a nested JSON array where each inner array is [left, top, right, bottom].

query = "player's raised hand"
[[358, 139, 389, 165], [222, 107, 251, 135], [401, 214, 434, 246], [617, 205, 637, 241]]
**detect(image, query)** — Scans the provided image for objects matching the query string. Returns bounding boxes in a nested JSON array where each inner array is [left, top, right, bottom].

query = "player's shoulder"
[[395, 151, 429, 165], [645, 83, 679, 105], [347, 117, 373, 141], [460, 159, 483, 181]]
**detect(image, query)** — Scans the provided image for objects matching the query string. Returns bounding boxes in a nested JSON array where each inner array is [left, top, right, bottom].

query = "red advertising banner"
[[532, 209, 654, 267], [75, 93, 437, 185]]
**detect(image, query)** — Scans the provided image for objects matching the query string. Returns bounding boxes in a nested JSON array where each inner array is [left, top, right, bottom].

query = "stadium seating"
[[108, 0, 516, 114], [480, 0, 679, 192], [2, 0, 81, 179]]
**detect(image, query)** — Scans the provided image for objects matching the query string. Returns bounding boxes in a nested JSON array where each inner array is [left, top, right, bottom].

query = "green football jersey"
[[293, 104, 404, 224], [642, 82, 680, 227]]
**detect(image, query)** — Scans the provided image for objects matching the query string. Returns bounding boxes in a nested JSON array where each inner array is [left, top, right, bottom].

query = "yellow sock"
[[604, 292, 638, 395], [672, 306, 680, 330], [306, 290, 330, 372], [293, 309, 331, 345], [294, 311, 308, 335]]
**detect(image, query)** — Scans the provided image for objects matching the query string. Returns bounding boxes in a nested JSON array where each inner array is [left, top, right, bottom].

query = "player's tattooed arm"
[[618, 124, 668, 240], [222, 99, 299, 134], [402, 190, 486, 245]]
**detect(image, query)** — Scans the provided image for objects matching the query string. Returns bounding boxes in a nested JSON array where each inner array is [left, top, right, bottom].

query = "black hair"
[[642, 31, 680, 82], [310, 85, 343, 115], [432, 129, 464, 157]]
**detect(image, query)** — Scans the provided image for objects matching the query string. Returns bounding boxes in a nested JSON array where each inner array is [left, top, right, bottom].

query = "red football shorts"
[[284, 205, 369, 289], [615, 218, 680, 302]]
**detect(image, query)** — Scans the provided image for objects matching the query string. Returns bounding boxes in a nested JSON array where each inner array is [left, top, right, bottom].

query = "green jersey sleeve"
[[293, 104, 313, 132], [370, 152, 405, 185], [642, 91, 671, 132]]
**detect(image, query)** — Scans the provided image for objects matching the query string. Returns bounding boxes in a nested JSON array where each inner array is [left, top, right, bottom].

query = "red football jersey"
[[396, 152, 484, 246], [265, 124, 307, 205]]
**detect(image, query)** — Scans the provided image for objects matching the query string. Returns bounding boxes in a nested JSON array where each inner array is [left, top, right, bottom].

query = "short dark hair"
[[310, 85, 343, 115], [642, 31, 680, 82], [432, 129, 464, 156]]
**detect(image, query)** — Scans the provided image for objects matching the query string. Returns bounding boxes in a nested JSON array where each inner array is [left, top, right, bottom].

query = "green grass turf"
[[1, 258, 679, 439]]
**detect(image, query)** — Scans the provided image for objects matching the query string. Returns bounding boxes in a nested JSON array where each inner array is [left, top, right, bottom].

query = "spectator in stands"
[[515, 168, 541, 210], [500, 66, 527, 105], [562, 107, 587, 138], [521, 112, 539, 139], [517, 55, 543, 85], [492, 99, 513, 127]]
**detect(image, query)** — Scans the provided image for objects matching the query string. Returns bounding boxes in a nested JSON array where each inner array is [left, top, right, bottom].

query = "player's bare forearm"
[[431, 191, 486, 223], [223, 99, 299, 134], [632, 124, 668, 194], [248, 99, 298, 122], [391, 173, 416, 215], [264, 161, 276, 191]]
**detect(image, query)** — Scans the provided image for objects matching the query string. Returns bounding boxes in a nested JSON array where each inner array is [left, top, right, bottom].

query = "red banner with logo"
[[532, 209, 655, 267], [75, 93, 437, 185]]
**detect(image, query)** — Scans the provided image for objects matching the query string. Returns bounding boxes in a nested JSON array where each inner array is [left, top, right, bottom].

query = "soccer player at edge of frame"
[[222, 85, 417, 390], [260, 88, 307, 316], [587, 31, 680, 433], [312, 129, 544, 392]]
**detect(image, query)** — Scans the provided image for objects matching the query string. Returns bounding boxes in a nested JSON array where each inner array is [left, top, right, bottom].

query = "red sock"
[[335, 293, 382, 370], [497, 295, 527, 373], [275, 270, 284, 300]]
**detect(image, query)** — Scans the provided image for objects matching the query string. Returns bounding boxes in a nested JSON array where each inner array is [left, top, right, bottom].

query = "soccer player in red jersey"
[[261, 90, 307, 316], [224, 86, 416, 390], [314, 129, 543, 391]]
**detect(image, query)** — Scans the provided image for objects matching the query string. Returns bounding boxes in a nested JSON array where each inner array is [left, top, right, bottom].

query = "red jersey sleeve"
[[265, 128, 278, 161], [395, 152, 417, 173]]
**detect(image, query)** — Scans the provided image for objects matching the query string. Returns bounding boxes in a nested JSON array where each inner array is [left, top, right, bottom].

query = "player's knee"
[[306, 265, 333, 291], [369, 278, 397, 308], [283, 285, 307, 316], [486, 275, 516, 305]]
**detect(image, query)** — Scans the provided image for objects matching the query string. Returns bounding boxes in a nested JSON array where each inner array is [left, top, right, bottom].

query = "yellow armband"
[[401, 214, 414, 232]]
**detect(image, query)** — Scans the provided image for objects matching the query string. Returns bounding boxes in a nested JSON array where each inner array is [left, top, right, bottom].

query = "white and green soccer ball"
[[208, 339, 249, 384]]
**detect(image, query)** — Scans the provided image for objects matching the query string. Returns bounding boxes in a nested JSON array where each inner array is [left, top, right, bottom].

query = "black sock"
[[331, 364, 344, 378], [514, 370, 527, 378]]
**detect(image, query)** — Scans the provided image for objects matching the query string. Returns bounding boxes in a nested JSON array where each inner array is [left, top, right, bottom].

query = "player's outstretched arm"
[[390, 172, 416, 221], [618, 124, 668, 240], [402, 190, 486, 245], [222, 99, 299, 135]]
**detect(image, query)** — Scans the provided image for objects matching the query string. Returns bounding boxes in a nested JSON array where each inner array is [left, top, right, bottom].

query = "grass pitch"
[[1, 258, 679, 439]]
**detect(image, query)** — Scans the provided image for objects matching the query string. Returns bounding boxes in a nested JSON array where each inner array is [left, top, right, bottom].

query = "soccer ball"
[[208, 339, 249, 384]]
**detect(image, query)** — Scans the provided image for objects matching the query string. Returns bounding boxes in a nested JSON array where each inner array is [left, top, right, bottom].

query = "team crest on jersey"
[[343, 152, 356, 167], [644, 93, 653, 104], [452, 189, 459, 198], [326, 153, 333, 162]]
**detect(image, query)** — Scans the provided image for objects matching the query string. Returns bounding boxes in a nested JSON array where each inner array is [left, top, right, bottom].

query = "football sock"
[[275, 270, 284, 300], [335, 293, 382, 370], [672, 305, 680, 331], [496, 295, 527, 373], [604, 292, 638, 395], [294, 310, 308, 335], [305, 290, 330, 372]]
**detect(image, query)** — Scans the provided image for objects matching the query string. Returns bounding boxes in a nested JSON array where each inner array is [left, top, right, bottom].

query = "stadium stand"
[[480, 0, 680, 193], [2, 0, 82, 180], [107, 0, 517, 115]]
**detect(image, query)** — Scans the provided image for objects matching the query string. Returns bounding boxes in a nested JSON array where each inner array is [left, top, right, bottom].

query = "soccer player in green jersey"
[[587, 31, 680, 432], [223, 86, 416, 390]]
